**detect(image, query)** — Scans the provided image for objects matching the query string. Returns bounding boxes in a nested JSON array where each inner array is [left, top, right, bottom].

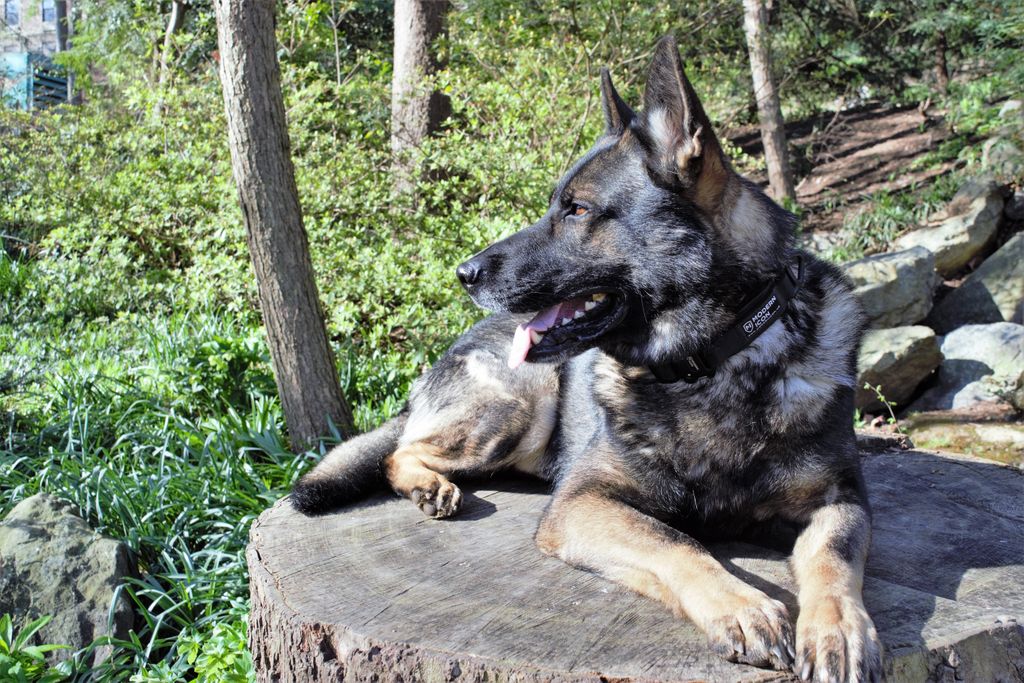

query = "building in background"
[[1, 0, 70, 108]]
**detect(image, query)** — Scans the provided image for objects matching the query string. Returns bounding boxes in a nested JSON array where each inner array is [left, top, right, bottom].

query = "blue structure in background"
[[1, 51, 67, 109]]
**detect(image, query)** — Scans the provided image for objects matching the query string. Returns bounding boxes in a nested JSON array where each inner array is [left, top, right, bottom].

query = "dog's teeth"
[[574, 310, 585, 319], [530, 329, 543, 344], [593, 292, 607, 302], [584, 301, 596, 311], [562, 317, 572, 326]]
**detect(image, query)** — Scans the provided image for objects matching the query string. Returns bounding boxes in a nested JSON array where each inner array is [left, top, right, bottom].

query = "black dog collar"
[[647, 257, 804, 384]]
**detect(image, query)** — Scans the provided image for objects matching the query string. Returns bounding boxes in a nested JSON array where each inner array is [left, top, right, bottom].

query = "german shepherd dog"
[[293, 36, 883, 683]]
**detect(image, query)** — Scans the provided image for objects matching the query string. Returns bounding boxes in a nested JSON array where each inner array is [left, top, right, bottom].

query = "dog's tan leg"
[[791, 499, 883, 682], [385, 442, 462, 519], [536, 490, 794, 670]]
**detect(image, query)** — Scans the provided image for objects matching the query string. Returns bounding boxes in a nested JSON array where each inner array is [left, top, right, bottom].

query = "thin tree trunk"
[[55, 1, 69, 52], [330, 0, 342, 87], [55, 0, 73, 100], [213, 0, 355, 449], [934, 30, 949, 95], [155, 1, 187, 118], [742, 0, 795, 203], [390, 0, 450, 198]]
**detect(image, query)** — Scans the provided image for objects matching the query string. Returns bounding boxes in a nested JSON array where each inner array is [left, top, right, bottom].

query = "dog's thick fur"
[[292, 37, 883, 683]]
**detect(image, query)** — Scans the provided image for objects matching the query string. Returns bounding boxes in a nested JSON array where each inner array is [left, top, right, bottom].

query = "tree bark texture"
[[213, 0, 354, 448], [390, 0, 451, 197], [742, 0, 796, 203], [934, 30, 949, 95], [55, 0, 69, 53], [55, 0, 73, 99]]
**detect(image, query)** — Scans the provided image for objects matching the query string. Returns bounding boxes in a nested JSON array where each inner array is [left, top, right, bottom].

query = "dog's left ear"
[[642, 36, 731, 212], [600, 68, 635, 136]]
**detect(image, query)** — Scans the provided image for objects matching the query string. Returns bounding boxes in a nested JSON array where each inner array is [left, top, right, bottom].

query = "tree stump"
[[248, 441, 1024, 682]]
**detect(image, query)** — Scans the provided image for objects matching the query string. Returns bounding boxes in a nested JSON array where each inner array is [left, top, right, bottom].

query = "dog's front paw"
[[702, 589, 795, 671], [795, 594, 883, 683], [409, 477, 462, 519]]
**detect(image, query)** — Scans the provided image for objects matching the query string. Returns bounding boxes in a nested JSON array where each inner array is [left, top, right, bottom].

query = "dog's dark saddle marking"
[[647, 256, 804, 384]]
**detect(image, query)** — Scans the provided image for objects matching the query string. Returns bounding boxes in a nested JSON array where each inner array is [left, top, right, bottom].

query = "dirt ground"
[[728, 102, 955, 234]]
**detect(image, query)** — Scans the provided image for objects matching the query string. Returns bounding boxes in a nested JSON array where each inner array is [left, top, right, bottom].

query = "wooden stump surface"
[[248, 442, 1024, 682]]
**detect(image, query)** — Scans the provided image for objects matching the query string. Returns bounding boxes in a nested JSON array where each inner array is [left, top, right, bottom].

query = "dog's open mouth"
[[508, 291, 624, 368]]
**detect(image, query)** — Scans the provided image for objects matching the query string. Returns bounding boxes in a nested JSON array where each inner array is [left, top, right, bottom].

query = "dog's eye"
[[570, 203, 589, 217]]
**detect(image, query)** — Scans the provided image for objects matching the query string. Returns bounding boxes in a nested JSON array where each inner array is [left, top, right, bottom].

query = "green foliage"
[[0, 615, 70, 683], [1, 310, 304, 679], [177, 620, 252, 682], [1, 267, 303, 680], [128, 619, 252, 683], [0, 79, 245, 323], [835, 171, 961, 259], [863, 383, 905, 435]]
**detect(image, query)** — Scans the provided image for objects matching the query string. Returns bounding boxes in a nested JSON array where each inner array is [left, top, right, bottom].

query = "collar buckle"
[[680, 354, 714, 383], [648, 353, 714, 384]]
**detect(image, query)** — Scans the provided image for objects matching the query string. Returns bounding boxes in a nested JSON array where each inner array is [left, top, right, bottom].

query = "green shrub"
[[0, 614, 70, 683]]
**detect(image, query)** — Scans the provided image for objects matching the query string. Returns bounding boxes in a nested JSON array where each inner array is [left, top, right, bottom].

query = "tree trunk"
[[55, 1, 69, 52], [155, 0, 187, 118], [213, 0, 355, 449], [248, 443, 1024, 682], [742, 0, 795, 203], [934, 30, 949, 95], [329, 0, 344, 86], [55, 0, 73, 100], [390, 0, 451, 198]]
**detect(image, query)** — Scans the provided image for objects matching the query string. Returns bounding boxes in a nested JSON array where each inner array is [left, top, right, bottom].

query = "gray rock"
[[1005, 190, 1024, 222], [799, 230, 844, 257], [929, 233, 1024, 333], [842, 247, 938, 328], [894, 179, 1004, 276], [903, 410, 1024, 467], [908, 322, 1024, 413], [856, 326, 942, 412], [946, 176, 1000, 213], [1009, 371, 1024, 413], [998, 99, 1023, 120], [982, 137, 1024, 182], [0, 494, 135, 665]]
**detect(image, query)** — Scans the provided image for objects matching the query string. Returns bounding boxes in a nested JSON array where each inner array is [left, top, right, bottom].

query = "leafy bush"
[[0, 615, 70, 683]]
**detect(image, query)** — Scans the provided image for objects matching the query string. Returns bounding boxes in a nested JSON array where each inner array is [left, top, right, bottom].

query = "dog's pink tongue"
[[507, 304, 563, 369]]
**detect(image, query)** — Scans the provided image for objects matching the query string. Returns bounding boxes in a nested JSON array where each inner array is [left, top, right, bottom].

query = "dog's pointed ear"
[[600, 68, 635, 136], [642, 36, 731, 211]]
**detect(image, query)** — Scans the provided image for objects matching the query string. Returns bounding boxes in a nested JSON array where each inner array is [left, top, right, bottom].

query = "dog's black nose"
[[456, 259, 482, 288]]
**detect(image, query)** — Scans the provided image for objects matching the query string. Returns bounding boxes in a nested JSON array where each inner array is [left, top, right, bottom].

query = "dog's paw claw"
[[411, 479, 462, 519], [795, 595, 883, 683], [705, 595, 794, 671]]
